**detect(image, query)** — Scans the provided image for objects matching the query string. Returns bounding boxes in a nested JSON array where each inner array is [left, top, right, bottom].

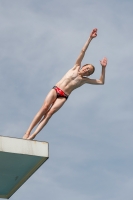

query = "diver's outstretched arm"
[[73, 28, 98, 69], [84, 57, 107, 85]]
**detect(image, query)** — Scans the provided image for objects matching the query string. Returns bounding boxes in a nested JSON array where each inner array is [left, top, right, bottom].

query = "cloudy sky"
[[0, 0, 133, 199]]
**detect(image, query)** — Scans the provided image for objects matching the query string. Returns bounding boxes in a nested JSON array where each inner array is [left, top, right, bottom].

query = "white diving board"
[[0, 136, 49, 199]]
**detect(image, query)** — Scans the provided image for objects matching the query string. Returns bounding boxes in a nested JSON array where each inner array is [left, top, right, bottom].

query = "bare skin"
[[23, 28, 107, 140]]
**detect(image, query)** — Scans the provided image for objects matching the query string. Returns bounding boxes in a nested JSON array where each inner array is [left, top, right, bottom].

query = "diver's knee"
[[41, 103, 50, 114], [46, 110, 55, 119]]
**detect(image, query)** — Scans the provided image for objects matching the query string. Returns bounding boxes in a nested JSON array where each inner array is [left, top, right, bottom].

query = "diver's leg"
[[27, 97, 66, 140], [23, 89, 57, 139]]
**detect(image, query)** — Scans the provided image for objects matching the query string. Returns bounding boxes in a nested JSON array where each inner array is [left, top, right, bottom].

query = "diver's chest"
[[65, 70, 83, 83], [70, 71, 79, 79], [70, 74, 83, 84]]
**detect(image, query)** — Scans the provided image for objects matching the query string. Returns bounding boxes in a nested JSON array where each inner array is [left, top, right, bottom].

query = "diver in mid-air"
[[23, 28, 107, 140]]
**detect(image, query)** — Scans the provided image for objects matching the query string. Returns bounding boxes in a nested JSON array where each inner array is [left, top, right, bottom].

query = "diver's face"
[[81, 65, 93, 76]]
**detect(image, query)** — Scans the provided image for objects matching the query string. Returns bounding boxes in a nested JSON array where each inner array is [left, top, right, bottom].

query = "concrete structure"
[[0, 136, 49, 199]]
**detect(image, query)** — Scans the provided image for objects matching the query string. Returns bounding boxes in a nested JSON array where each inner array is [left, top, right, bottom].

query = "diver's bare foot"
[[23, 133, 30, 139], [27, 134, 36, 140]]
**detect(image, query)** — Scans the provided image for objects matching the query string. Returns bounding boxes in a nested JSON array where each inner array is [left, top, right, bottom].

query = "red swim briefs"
[[53, 86, 68, 100]]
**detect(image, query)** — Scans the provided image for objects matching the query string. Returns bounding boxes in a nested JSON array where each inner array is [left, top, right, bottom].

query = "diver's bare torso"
[[56, 65, 85, 95]]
